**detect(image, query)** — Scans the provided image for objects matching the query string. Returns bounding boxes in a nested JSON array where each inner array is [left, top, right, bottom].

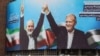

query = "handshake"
[[21, 4, 50, 15], [42, 4, 50, 15]]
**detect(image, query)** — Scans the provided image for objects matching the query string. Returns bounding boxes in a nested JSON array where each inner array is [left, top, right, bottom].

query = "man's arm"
[[43, 4, 60, 36], [20, 16, 24, 31], [83, 33, 91, 49], [20, 4, 25, 34], [78, 30, 90, 49], [46, 12, 60, 36], [33, 13, 44, 37], [20, 4, 29, 50]]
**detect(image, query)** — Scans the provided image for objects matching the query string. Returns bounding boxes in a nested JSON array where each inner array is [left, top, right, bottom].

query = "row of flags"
[[6, 27, 56, 51], [6, 27, 100, 51]]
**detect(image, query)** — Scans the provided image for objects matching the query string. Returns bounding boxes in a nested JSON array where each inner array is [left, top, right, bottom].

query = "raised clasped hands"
[[42, 4, 49, 14]]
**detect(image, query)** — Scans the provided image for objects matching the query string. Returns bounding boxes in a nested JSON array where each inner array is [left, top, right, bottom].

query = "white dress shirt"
[[67, 30, 74, 49], [28, 35, 35, 50]]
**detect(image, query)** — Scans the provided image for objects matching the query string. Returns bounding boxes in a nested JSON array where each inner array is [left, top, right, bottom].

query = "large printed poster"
[[6, 0, 100, 51]]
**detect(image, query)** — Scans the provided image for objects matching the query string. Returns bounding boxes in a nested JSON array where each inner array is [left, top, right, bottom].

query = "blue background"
[[7, 0, 100, 33]]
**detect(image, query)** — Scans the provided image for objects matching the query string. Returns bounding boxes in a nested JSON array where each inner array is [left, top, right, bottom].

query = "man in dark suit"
[[20, 4, 44, 50], [43, 4, 90, 49]]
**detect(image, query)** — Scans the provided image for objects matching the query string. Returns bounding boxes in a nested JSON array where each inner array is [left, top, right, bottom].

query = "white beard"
[[26, 30, 33, 35]]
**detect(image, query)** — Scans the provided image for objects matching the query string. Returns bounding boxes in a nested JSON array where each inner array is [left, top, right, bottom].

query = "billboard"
[[6, 0, 100, 51]]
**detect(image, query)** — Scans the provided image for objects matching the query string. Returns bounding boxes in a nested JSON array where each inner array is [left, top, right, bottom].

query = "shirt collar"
[[68, 29, 75, 34]]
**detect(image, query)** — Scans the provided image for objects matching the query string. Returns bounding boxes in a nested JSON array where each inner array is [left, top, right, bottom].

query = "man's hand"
[[42, 4, 49, 15], [21, 4, 24, 15]]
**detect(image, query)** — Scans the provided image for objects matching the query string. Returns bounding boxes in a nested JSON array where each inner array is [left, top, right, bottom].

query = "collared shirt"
[[28, 35, 35, 50], [67, 30, 74, 49]]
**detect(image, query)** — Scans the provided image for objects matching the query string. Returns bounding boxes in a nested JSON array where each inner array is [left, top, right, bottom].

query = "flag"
[[37, 26, 48, 48], [86, 29, 100, 48], [37, 26, 56, 49], [6, 28, 20, 51]]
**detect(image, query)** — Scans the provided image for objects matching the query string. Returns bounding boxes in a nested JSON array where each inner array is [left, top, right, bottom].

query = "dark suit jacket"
[[20, 13, 44, 50], [46, 12, 90, 49]]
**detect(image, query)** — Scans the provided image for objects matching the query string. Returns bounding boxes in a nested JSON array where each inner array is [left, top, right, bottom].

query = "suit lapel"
[[71, 29, 77, 48]]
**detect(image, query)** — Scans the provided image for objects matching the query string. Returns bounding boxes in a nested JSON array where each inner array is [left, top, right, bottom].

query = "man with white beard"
[[20, 4, 45, 50], [26, 20, 35, 50]]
